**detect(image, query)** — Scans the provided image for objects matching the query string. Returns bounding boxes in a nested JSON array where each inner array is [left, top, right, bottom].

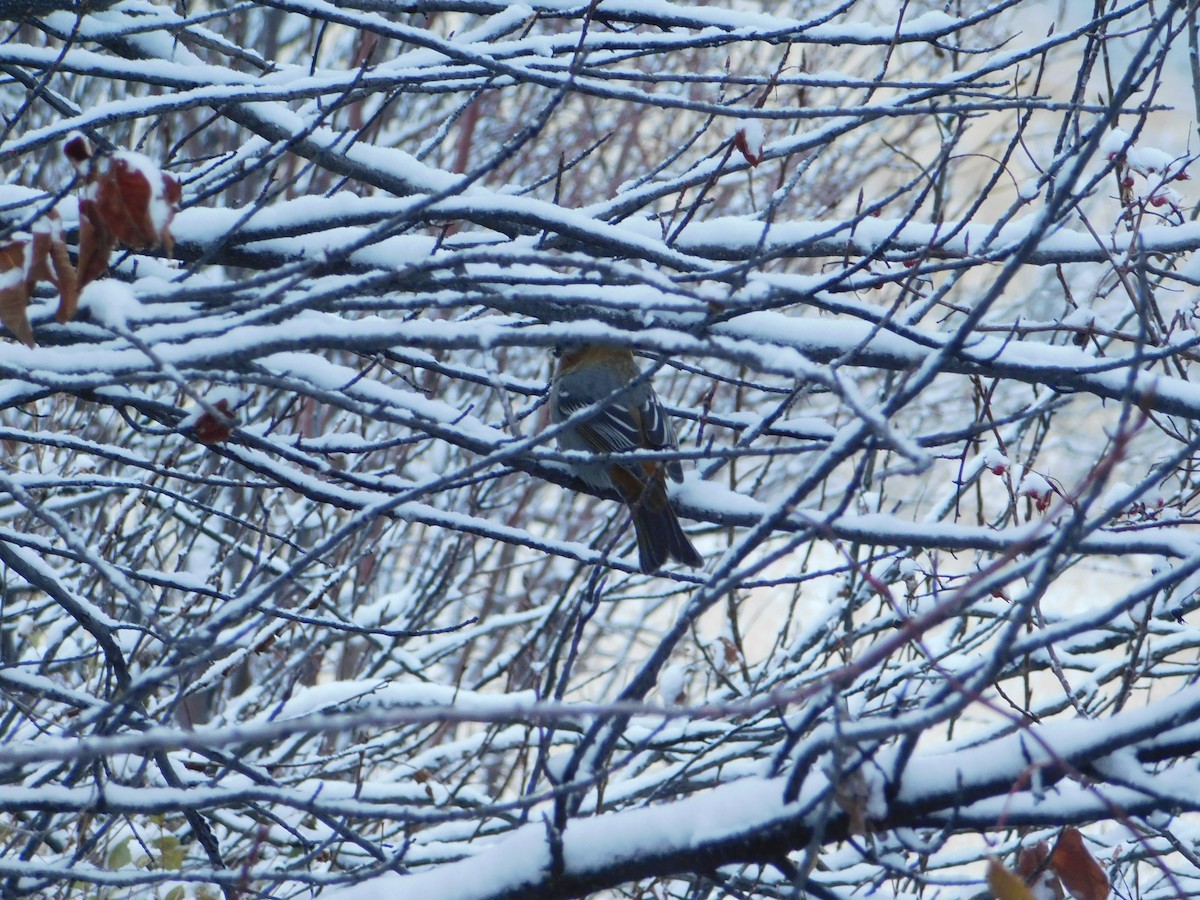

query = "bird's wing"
[[638, 392, 677, 450], [555, 391, 643, 454], [637, 393, 684, 482]]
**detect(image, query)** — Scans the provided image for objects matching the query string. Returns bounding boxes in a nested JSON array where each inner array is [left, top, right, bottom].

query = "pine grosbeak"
[[550, 345, 703, 574]]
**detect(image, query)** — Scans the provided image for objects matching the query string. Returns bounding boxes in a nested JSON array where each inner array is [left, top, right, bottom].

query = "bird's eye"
[[551, 346, 563, 358]]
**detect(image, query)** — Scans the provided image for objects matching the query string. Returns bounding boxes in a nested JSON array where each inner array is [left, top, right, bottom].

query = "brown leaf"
[[988, 857, 1037, 900], [193, 398, 235, 445], [719, 635, 739, 667], [64, 133, 112, 289], [1050, 828, 1109, 900], [49, 237, 79, 323], [733, 126, 763, 167], [96, 157, 152, 247], [63, 132, 93, 168], [92, 154, 179, 249], [1017, 842, 1050, 877], [0, 240, 35, 347], [0, 210, 88, 342], [75, 151, 180, 288], [160, 170, 182, 254], [29, 213, 80, 324], [1017, 842, 1065, 900], [75, 208, 115, 289]]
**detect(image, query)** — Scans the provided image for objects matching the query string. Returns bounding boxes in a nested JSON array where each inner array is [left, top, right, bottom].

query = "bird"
[[550, 345, 703, 574]]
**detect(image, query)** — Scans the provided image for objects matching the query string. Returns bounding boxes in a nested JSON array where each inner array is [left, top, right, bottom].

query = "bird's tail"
[[631, 493, 704, 574]]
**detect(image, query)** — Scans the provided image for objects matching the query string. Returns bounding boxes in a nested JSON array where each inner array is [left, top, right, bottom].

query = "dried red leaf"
[[63, 132, 93, 168], [0, 241, 26, 272], [28, 213, 80, 324], [1017, 842, 1051, 878], [1017, 842, 1065, 900], [92, 157, 154, 247], [720, 635, 740, 666], [0, 240, 35, 346], [49, 240, 79, 323], [160, 171, 182, 254], [0, 215, 81, 345], [193, 398, 235, 445], [61, 143, 184, 294], [75, 211, 114, 290], [733, 128, 764, 167], [1050, 828, 1109, 900], [75, 151, 180, 288]]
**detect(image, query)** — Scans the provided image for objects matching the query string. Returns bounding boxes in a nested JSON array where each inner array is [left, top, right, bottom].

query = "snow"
[[0, 264, 23, 291], [1017, 469, 1052, 500], [673, 474, 764, 518], [1104, 128, 1192, 180], [981, 447, 1009, 475], [1061, 305, 1095, 328], [326, 776, 800, 900], [266, 680, 538, 721], [734, 117, 765, 164], [676, 209, 1200, 264], [79, 279, 140, 328], [1101, 128, 1133, 158], [658, 663, 689, 703]]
